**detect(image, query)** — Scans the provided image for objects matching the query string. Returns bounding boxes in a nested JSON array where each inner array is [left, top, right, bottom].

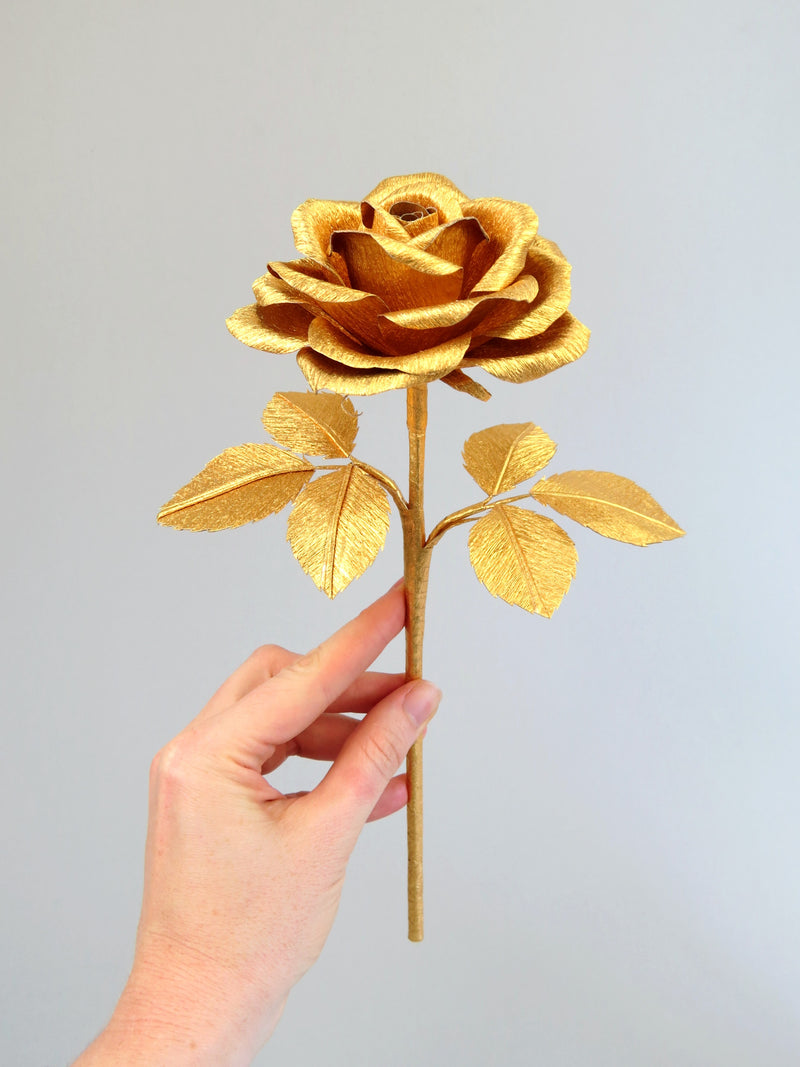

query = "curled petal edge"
[[226, 303, 312, 354], [308, 317, 471, 375], [464, 314, 591, 383], [297, 348, 442, 396]]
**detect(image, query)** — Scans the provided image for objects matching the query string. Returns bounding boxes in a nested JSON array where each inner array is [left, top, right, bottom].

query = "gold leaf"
[[157, 445, 313, 532], [469, 504, 577, 617], [463, 423, 557, 497], [531, 470, 685, 546], [287, 466, 390, 598], [262, 391, 358, 458]]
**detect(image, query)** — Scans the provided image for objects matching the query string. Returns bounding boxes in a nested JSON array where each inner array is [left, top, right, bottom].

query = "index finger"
[[205, 581, 406, 765]]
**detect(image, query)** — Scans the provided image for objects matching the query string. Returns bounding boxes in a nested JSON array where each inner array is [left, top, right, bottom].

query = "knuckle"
[[248, 643, 288, 677], [150, 734, 198, 790], [290, 645, 323, 678], [284, 646, 332, 705], [360, 729, 405, 780]]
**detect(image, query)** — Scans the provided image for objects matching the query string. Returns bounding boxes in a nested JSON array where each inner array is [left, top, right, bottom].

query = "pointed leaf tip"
[[157, 444, 314, 532], [531, 471, 684, 546]]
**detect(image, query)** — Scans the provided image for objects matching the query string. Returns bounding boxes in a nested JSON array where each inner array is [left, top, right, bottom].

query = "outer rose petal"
[[363, 173, 466, 224], [307, 316, 471, 374], [226, 303, 312, 353], [290, 200, 362, 264], [492, 237, 573, 340], [331, 231, 463, 310], [462, 199, 539, 293], [298, 348, 433, 396], [252, 271, 306, 307], [464, 313, 590, 383]]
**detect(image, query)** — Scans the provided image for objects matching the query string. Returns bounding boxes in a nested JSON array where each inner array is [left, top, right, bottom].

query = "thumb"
[[314, 680, 441, 827]]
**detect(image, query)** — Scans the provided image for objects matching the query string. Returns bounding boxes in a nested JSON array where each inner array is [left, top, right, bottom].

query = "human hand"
[[75, 581, 440, 1066]]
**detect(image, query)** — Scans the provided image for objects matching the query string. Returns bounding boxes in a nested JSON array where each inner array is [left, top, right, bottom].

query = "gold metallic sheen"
[[262, 391, 358, 458], [225, 173, 589, 397], [286, 466, 391, 598], [531, 471, 686, 546], [158, 173, 685, 943], [402, 385, 430, 942], [441, 369, 492, 401], [157, 444, 314, 532], [463, 423, 557, 497], [469, 505, 577, 617]]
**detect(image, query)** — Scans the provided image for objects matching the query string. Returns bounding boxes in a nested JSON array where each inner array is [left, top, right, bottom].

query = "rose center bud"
[[389, 200, 437, 225]]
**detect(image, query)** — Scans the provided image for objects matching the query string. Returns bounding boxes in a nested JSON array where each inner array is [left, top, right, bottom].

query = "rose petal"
[[226, 303, 312, 354], [297, 348, 431, 396], [308, 316, 471, 375], [461, 198, 539, 293], [464, 313, 590, 382], [491, 237, 573, 340], [252, 272, 303, 307], [377, 275, 538, 354], [360, 202, 411, 240], [268, 258, 387, 347], [291, 200, 362, 264], [402, 210, 441, 237], [330, 231, 463, 310], [363, 173, 467, 224], [410, 217, 488, 272]]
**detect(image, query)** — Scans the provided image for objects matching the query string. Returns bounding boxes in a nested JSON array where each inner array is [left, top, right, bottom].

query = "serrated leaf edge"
[[263, 391, 356, 458]]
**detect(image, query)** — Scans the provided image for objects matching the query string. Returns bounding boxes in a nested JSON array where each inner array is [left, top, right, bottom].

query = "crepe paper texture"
[[157, 173, 684, 941]]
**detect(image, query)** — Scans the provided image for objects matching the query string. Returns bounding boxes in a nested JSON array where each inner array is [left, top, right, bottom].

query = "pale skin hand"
[[74, 582, 440, 1066]]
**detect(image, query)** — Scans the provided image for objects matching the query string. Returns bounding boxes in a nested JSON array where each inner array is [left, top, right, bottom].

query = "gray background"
[[3, 1, 799, 1063]]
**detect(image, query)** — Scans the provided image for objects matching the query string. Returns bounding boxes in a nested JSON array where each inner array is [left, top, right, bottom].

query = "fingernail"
[[403, 681, 441, 726], [390, 577, 405, 592]]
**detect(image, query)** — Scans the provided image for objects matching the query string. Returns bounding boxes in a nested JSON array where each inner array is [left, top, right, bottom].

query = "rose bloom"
[[227, 173, 590, 398]]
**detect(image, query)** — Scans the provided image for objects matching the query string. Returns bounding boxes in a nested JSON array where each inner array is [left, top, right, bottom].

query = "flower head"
[[227, 173, 590, 398]]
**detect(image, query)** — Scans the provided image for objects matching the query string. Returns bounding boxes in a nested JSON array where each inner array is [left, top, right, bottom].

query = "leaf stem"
[[313, 460, 408, 515], [426, 491, 531, 548], [351, 458, 408, 514]]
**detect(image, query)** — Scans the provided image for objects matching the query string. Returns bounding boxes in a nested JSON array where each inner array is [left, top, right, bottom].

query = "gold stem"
[[403, 384, 431, 942]]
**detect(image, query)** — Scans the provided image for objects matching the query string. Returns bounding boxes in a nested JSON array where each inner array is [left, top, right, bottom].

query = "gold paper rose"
[[225, 172, 590, 399], [157, 173, 684, 942]]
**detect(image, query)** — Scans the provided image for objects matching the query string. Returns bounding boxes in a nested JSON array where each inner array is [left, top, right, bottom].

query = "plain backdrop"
[[3, 1, 799, 1064]]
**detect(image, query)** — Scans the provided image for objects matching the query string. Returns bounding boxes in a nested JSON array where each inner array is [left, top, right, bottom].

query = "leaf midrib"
[[491, 425, 534, 496], [497, 505, 543, 611], [158, 464, 307, 518], [537, 484, 680, 533], [324, 467, 354, 596], [280, 394, 350, 458]]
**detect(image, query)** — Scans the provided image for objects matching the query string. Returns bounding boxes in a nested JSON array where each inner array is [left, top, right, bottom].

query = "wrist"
[[76, 937, 286, 1066]]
